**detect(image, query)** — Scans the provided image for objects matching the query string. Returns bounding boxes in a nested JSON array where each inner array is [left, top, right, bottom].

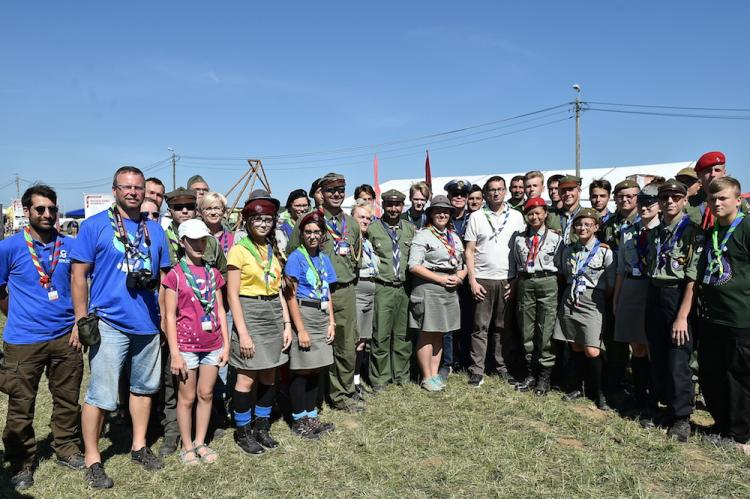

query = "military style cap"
[[558, 175, 582, 189], [614, 179, 640, 193], [572, 207, 601, 224], [694, 151, 725, 173], [309, 178, 322, 195], [165, 187, 197, 204], [381, 189, 406, 203], [186, 175, 208, 188], [319, 172, 346, 186], [242, 189, 280, 218], [637, 182, 660, 204], [657, 179, 687, 196], [425, 195, 455, 215], [523, 197, 547, 212], [444, 179, 472, 195], [675, 167, 698, 180]]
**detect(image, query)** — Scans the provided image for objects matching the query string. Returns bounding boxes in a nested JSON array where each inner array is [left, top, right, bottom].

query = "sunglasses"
[[141, 211, 160, 219], [31, 205, 59, 216], [324, 186, 346, 195], [658, 194, 685, 202], [171, 203, 197, 212]]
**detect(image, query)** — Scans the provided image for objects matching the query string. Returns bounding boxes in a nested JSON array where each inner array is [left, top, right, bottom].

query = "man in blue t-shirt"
[[70, 166, 171, 489], [0, 185, 85, 491]]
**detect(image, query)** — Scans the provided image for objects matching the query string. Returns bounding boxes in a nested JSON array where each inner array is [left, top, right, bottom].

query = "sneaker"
[[234, 425, 265, 455], [11, 467, 34, 490], [668, 417, 691, 443], [355, 383, 373, 400], [371, 384, 387, 395], [292, 418, 320, 439], [253, 417, 279, 449], [516, 376, 536, 392], [306, 416, 335, 435], [332, 401, 364, 414], [421, 376, 442, 392], [57, 452, 86, 470], [561, 389, 583, 402], [468, 373, 484, 388], [131, 446, 165, 471], [499, 370, 519, 386], [159, 434, 179, 457], [437, 366, 451, 384], [84, 462, 114, 489]]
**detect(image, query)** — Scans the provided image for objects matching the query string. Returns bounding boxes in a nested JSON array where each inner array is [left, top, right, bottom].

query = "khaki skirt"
[[614, 277, 649, 344], [356, 279, 376, 339], [230, 296, 289, 371], [408, 278, 460, 333], [554, 286, 605, 348], [289, 302, 334, 370]]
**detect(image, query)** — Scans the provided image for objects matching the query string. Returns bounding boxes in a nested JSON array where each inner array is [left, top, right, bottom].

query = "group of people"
[[0, 150, 748, 491]]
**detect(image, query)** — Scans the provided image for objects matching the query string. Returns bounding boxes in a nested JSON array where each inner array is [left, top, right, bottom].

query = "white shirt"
[[464, 204, 526, 280]]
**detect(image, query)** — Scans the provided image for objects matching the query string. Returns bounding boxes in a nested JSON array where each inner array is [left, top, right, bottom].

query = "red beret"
[[242, 199, 278, 218], [694, 151, 725, 173], [524, 197, 547, 212], [299, 210, 325, 229]]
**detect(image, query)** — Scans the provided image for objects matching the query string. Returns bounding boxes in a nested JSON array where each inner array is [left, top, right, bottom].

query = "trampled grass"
[[2, 313, 750, 498]]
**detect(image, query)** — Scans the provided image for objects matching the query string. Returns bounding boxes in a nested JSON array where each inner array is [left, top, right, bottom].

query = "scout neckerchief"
[[705, 212, 745, 278], [237, 236, 276, 293], [600, 210, 612, 224], [325, 213, 348, 253], [216, 230, 232, 255], [278, 211, 295, 238], [179, 258, 217, 330], [571, 239, 601, 304], [109, 205, 151, 263], [361, 238, 378, 276], [166, 223, 180, 257], [701, 204, 715, 230], [23, 227, 63, 301], [525, 227, 547, 272], [655, 214, 690, 270], [299, 245, 327, 301], [562, 206, 581, 244], [408, 210, 427, 229], [430, 226, 459, 267], [381, 219, 401, 278], [483, 205, 510, 241], [633, 224, 651, 276]]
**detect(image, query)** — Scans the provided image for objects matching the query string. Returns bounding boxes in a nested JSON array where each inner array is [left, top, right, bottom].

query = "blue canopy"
[[65, 208, 85, 218]]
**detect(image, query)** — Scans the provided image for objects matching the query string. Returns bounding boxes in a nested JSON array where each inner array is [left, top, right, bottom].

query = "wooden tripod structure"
[[224, 159, 272, 230]]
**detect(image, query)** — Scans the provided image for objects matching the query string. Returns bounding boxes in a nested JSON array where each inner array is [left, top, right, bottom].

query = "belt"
[[430, 268, 456, 274], [519, 270, 556, 278], [626, 273, 647, 280], [331, 280, 355, 292], [376, 279, 403, 288], [298, 299, 323, 309], [240, 294, 279, 301], [359, 276, 376, 282], [650, 279, 681, 288]]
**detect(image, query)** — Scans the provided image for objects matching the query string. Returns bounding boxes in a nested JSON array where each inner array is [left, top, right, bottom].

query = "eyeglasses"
[[202, 206, 224, 213], [303, 230, 323, 236], [487, 188, 505, 194], [251, 216, 275, 226], [171, 203, 197, 212], [615, 193, 638, 201], [324, 187, 346, 195], [449, 193, 467, 198], [31, 205, 59, 216], [114, 184, 145, 192], [573, 222, 595, 229], [658, 194, 685, 202], [141, 211, 160, 220]]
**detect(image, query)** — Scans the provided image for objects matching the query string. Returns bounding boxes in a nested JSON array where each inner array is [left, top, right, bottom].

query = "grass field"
[[2, 313, 750, 498]]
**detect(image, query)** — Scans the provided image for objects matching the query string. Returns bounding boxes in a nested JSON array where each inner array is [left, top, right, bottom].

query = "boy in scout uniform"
[[645, 179, 703, 442], [553, 175, 584, 245], [289, 173, 363, 413], [368, 189, 416, 391], [690, 151, 749, 229]]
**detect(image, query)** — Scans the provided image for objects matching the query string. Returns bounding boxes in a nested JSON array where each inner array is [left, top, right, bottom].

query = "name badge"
[[449, 256, 458, 267], [321, 301, 329, 312], [337, 242, 350, 256], [201, 315, 213, 331], [702, 271, 711, 285], [631, 267, 641, 277], [526, 261, 535, 272], [47, 287, 59, 301], [576, 281, 587, 295]]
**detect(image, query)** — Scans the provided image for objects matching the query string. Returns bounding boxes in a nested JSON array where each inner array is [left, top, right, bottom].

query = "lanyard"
[[325, 214, 348, 244], [483, 207, 510, 240], [237, 237, 276, 292], [23, 227, 62, 288], [179, 259, 216, 314], [109, 205, 151, 262], [707, 213, 745, 276], [526, 228, 547, 267], [217, 230, 232, 254], [166, 224, 180, 257], [656, 214, 690, 270], [430, 226, 457, 257], [562, 206, 581, 243], [299, 246, 327, 299]]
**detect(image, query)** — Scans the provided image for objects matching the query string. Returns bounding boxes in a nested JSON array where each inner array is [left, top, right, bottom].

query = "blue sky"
[[2, 1, 750, 210]]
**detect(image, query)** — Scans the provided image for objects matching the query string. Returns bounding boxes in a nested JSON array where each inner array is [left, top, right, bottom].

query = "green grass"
[[2, 312, 750, 498]]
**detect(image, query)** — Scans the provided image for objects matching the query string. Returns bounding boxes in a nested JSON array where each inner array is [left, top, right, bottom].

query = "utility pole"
[[573, 84, 582, 178], [15, 173, 20, 199], [168, 147, 176, 190]]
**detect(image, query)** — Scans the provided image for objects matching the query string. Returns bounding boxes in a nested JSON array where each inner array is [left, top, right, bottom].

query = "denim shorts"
[[180, 347, 223, 370], [84, 320, 162, 411]]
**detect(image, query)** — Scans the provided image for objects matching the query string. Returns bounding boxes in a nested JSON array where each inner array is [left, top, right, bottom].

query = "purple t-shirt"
[[162, 264, 225, 352]]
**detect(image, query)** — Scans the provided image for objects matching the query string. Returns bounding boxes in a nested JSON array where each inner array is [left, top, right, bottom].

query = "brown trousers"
[[468, 278, 515, 376], [1, 332, 83, 468]]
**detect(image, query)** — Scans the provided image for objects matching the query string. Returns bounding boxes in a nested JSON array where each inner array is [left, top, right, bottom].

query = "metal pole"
[[574, 85, 582, 177], [15, 173, 20, 199], [171, 153, 177, 190]]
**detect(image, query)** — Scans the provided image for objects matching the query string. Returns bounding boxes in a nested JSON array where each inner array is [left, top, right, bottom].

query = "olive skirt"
[[230, 296, 289, 370], [289, 303, 334, 370], [408, 278, 460, 333], [614, 277, 649, 344], [356, 279, 376, 340], [554, 286, 605, 348]]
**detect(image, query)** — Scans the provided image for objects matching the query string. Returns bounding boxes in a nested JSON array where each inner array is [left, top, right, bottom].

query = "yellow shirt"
[[227, 241, 283, 296]]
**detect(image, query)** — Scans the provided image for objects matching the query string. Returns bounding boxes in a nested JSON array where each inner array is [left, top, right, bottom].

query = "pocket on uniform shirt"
[[410, 296, 425, 318]]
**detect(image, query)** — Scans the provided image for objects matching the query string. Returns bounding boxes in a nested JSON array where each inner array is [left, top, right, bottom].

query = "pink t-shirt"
[[163, 264, 225, 352]]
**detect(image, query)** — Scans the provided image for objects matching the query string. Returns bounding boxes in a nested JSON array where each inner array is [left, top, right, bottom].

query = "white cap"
[[178, 219, 211, 240]]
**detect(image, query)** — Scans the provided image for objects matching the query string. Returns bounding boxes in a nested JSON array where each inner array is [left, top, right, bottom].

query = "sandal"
[[193, 443, 218, 464], [179, 448, 200, 465]]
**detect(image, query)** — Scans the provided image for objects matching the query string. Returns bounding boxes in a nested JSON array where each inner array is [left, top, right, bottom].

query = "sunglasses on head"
[[171, 203, 196, 212], [324, 186, 346, 195], [31, 205, 58, 216]]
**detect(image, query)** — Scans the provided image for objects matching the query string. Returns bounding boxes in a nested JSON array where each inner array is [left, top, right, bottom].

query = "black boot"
[[253, 417, 279, 449], [234, 425, 265, 455], [588, 356, 611, 411], [534, 367, 552, 396], [562, 351, 585, 401]]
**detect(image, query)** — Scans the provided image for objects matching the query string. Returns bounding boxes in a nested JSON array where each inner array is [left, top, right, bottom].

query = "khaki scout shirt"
[[601, 210, 638, 253], [646, 214, 703, 283], [561, 237, 615, 291], [368, 218, 416, 283], [553, 204, 583, 245], [616, 217, 660, 277], [510, 226, 562, 276], [289, 207, 361, 284], [408, 227, 465, 272]]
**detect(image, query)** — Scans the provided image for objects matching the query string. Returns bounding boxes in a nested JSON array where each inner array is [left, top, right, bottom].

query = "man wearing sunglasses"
[[0, 185, 84, 490]]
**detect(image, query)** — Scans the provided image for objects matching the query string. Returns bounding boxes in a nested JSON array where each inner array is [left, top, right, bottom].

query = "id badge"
[[576, 282, 587, 295], [201, 315, 213, 331], [702, 272, 711, 285], [337, 242, 350, 256], [321, 301, 329, 312], [47, 287, 59, 301], [526, 261, 535, 272], [449, 256, 458, 267], [631, 267, 641, 277]]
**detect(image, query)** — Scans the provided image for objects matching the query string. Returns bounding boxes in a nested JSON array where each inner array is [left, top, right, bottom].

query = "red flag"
[[373, 154, 382, 217], [425, 149, 432, 189]]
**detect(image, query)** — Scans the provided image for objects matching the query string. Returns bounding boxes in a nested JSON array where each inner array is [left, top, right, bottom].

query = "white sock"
[[354, 374, 361, 385]]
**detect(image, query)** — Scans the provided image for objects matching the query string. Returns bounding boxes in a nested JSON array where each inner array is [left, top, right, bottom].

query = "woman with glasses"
[[554, 208, 615, 410], [200, 192, 234, 258], [226, 190, 292, 455], [283, 210, 337, 438]]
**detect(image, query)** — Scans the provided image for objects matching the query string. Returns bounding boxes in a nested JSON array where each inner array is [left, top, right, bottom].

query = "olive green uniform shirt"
[[368, 218, 416, 283], [646, 214, 703, 283], [551, 204, 583, 245], [560, 237, 616, 290], [510, 226, 562, 274]]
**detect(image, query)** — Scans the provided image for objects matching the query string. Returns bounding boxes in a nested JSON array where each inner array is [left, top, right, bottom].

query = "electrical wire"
[[586, 107, 750, 120], [586, 101, 750, 113]]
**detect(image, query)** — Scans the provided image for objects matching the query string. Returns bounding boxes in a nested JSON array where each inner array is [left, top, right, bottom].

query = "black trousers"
[[645, 283, 694, 420], [697, 321, 750, 443]]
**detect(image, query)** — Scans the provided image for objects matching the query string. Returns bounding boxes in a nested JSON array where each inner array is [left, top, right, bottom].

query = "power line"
[[586, 107, 750, 120], [587, 101, 750, 112]]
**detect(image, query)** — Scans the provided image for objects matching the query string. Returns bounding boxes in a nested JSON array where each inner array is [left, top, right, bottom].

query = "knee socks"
[[306, 373, 320, 417], [354, 349, 364, 384], [255, 383, 275, 420], [290, 375, 307, 421], [587, 355, 604, 396], [233, 390, 253, 428], [631, 356, 652, 408]]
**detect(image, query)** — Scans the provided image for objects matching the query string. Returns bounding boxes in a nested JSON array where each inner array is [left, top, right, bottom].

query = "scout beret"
[[186, 175, 208, 188], [309, 178, 322, 195], [319, 172, 346, 185], [657, 179, 687, 196], [443, 179, 472, 195], [572, 207, 601, 224], [299, 210, 325, 229], [425, 195, 455, 215], [558, 175, 582, 189], [242, 189, 280, 218], [637, 183, 660, 204], [523, 197, 547, 212], [381, 189, 406, 203], [694, 151, 725, 173], [165, 187, 197, 203], [285, 189, 308, 208], [675, 167, 698, 180], [613, 179, 640, 193]]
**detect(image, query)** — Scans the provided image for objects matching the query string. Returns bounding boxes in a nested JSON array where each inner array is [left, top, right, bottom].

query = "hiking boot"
[[499, 370, 519, 386], [57, 452, 86, 470], [561, 389, 583, 402], [292, 418, 320, 439], [306, 416, 335, 435], [534, 369, 551, 396], [332, 400, 364, 414], [371, 383, 387, 394], [704, 433, 738, 450], [234, 425, 265, 455], [595, 393, 613, 412], [668, 417, 691, 443], [355, 383, 373, 400], [516, 375, 536, 392], [468, 373, 484, 388], [11, 467, 34, 490], [159, 434, 179, 456], [131, 446, 164, 471], [84, 462, 114, 489], [253, 417, 279, 449]]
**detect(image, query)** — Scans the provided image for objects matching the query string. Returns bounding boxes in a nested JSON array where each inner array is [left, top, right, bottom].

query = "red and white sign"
[[84, 193, 114, 219]]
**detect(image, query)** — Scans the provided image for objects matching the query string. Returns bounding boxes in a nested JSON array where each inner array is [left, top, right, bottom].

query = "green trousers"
[[370, 284, 411, 385], [329, 284, 358, 407], [517, 275, 558, 369]]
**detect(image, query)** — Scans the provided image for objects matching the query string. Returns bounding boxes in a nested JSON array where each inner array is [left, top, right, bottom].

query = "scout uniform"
[[601, 179, 641, 254], [368, 189, 416, 387], [289, 173, 362, 411], [508, 197, 525, 213], [510, 197, 562, 395], [551, 175, 583, 245], [356, 234, 379, 342], [690, 152, 749, 229], [401, 209, 427, 229], [645, 179, 703, 439]]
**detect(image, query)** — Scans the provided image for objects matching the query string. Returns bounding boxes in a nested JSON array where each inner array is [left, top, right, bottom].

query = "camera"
[[126, 270, 159, 290]]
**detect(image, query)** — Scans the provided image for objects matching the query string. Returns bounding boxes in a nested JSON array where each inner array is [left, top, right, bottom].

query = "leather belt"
[[519, 270, 556, 278], [240, 294, 279, 301], [376, 280, 403, 288], [331, 281, 355, 292], [298, 299, 323, 309]]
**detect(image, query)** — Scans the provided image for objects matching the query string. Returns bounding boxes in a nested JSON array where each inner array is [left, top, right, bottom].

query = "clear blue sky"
[[2, 1, 750, 210]]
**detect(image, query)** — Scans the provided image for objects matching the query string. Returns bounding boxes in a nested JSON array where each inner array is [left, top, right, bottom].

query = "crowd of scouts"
[[0, 150, 749, 491]]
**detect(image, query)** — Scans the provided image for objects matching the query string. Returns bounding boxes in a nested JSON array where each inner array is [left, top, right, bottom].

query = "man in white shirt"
[[464, 176, 527, 387]]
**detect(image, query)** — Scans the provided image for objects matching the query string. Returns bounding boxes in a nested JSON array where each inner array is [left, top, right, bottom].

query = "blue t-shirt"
[[284, 248, 337, 302], [0, 231, 75, 345], [70, 209, 170, 334]]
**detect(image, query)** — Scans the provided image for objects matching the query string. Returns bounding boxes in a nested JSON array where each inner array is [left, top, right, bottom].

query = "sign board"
[[11, 198, 27, 230], [84, 193, 114, 219]]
